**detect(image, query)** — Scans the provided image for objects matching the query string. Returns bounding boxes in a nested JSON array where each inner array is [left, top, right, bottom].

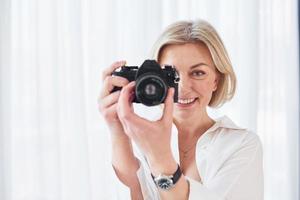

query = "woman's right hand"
[[98, 61, 143, 198], [98, 60, 130, 133]]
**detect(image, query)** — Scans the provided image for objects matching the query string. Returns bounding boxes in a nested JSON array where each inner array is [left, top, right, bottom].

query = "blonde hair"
[[150, 20, 236, 107]]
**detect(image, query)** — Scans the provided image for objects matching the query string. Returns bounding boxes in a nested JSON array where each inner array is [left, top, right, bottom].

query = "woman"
[[98, 20, 264, 200]]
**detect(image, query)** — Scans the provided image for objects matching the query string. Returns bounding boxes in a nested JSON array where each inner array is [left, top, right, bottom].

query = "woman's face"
[[159, 42, 219, 122]]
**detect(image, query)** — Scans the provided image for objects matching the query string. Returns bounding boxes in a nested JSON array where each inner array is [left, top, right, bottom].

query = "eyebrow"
[[189, 62, 209, 69]]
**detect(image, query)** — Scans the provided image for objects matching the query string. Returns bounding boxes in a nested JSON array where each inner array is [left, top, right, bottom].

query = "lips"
[[176, 97, 198, 108], [177, 98, 197, 104]]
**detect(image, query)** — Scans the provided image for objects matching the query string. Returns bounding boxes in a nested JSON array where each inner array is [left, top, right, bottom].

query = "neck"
[[173, 111, 215, 140]]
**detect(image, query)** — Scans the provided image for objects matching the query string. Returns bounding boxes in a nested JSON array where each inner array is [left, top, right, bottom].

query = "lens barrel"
[[135, 73, 167, 106]]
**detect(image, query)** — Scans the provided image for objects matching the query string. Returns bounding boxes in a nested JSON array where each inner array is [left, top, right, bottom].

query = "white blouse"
[[133, 116, 264, 200]]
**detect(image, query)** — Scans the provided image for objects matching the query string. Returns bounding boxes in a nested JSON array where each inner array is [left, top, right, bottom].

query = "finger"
[[98, 90, 121, 111], [100, 102, 118, 120], [117, 81, 154, 130], [117, 81, 136, 120], [161, 88, 174, 123], [100, 76, 129, 98], [101, 60, 126, 81], [117, 81, 141, 121]]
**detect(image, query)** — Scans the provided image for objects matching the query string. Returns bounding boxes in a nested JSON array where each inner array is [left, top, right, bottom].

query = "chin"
[[173, 101, 206, 121], [173, 107, 198, 121]]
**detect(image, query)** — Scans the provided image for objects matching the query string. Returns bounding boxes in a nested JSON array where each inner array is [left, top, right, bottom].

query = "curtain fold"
[[257, 0, 299, 199], [0, 1, 12, 200], [0, 0, 298, 199]]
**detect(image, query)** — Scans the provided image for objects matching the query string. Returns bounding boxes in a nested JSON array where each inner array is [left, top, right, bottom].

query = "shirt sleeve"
[[133, 140, 161, 200], [136, 160, 161, 200], [188, 133, 264, 200]]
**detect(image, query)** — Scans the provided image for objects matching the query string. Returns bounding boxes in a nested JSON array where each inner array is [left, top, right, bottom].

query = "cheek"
[[192, 80, 216, 96]]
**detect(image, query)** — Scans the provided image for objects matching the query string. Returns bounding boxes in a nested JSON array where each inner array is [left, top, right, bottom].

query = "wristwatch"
[[151, 164, 182, 190]]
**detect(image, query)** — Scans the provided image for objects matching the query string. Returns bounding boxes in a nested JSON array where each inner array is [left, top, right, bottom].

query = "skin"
[[159, 43, 219, 183], [98, 61, 143, 200], [100, 43, 218, 200]]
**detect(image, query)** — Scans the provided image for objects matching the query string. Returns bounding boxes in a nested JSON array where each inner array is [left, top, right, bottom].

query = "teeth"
[[178, 98, 196, 104]]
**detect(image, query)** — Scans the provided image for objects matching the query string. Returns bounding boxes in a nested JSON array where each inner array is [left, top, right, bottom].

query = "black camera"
[[111, 60, 179, 106]]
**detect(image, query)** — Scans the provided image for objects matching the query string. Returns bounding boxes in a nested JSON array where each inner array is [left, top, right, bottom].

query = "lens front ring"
[[135, 73, 167, 106]]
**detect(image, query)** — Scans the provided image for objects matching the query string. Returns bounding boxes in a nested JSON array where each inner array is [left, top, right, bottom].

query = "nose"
[[178, 74, 192, 94]]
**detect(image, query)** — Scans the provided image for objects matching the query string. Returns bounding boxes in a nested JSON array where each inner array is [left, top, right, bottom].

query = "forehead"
[[159, 42, 214, 69]]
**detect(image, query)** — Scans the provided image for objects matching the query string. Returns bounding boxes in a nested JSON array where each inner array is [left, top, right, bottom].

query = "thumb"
[[162, 87, 174, 123]]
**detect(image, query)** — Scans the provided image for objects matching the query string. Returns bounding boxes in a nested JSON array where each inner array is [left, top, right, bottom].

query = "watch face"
[[156, 177, 173, 190]]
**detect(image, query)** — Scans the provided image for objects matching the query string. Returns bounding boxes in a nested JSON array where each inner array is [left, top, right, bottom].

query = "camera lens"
[[135, 74, 167, 106], [144, 84, 157, 96]]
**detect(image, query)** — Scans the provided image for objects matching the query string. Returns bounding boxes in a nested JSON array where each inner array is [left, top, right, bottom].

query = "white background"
[[0, 0, 299, 199]]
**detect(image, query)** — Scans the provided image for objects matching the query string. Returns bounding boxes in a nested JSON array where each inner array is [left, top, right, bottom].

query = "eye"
[[191, 70, 205, 78]]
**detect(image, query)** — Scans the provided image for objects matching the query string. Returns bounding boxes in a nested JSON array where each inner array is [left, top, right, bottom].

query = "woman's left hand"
[[117, 81, 177, 172]]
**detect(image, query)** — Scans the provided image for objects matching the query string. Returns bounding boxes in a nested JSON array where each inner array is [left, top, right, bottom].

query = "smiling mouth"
[[177, 97, 198, 105]]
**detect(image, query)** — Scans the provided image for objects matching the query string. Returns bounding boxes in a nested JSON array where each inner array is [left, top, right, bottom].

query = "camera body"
[[111, 60, 179, 106]]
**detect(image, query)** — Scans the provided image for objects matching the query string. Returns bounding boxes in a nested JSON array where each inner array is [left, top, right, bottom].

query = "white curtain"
[[257, 0, 299, 199], [0, 0, 298, 200]]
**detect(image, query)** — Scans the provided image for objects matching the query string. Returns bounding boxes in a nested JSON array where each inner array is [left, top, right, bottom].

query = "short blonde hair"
[[150, 20, 236, 107]]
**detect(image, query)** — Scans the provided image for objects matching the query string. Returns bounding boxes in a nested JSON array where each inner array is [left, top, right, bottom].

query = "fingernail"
[[170, 88, 175, 94]]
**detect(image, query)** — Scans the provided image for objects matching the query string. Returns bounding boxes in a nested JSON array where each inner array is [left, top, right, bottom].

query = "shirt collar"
[[170, 115, 245, 164], [206, 115, 246, 134]]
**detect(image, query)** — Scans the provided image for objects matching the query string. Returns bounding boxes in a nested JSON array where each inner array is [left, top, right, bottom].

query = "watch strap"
[[151, 164, 182, 185]]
